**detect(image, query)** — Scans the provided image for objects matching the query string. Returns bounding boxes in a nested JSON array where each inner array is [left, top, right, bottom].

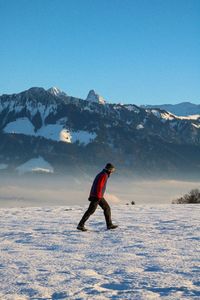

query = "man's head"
[[105, 163, 116, 174]]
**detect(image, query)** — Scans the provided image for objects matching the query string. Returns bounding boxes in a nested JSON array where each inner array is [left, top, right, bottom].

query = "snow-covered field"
[[0, 204, 199, 299]]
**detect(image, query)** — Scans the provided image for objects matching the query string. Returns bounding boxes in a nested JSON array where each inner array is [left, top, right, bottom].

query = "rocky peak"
[[86, 90, 106, 105], [47, 87, 67, 97], [20, 87, 59, 106], [26, 87, 46, 95]]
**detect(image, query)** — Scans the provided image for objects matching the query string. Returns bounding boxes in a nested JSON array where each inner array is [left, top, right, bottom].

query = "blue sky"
[[0, 0, 199, 104]]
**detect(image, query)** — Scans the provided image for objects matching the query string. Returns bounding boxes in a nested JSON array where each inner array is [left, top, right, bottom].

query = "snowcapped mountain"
[[0, 87, 200, 177], [142, 102, 200, 116]]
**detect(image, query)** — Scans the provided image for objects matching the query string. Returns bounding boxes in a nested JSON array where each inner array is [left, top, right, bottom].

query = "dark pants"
[[78, 198, 112, 228]]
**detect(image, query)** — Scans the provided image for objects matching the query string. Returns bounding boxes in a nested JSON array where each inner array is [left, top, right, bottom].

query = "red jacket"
[[89, 170, 109, 199]]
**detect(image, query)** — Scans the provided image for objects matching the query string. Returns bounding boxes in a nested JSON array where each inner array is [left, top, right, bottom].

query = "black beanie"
[[105, 163, 115, 171]]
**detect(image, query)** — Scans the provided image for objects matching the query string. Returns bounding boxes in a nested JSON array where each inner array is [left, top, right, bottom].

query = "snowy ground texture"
[[0, 204, 199, 300]]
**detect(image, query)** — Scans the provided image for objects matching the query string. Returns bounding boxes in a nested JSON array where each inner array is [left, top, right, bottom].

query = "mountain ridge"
[[142, 102, 200, 116], [0, 87, 200, 178]]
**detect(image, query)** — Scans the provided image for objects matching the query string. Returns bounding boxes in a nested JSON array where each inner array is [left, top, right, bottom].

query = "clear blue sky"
[[0, 0, 199, 104]]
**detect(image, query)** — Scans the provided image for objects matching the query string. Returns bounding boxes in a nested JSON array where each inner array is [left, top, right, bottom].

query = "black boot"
[[77, 224, 88, 231], [107, 224, 118, 230]]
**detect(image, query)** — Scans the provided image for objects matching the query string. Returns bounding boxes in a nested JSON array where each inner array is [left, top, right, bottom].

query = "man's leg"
[[78, 199, 99, 229], [98, 198, 112, 228]]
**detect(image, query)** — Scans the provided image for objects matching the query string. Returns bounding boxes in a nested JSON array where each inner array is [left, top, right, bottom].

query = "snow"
[[113, 105, 122, 110], [3, 120, 69, 142], [3, 118, 35, 135], [0, 204, 199, 299], [136, 124, 144, 130], [72, 130, 97, 145], [124, 105, 140, 114], [142, 103, 200, 117], [0, 98, 58, 124], [192, 123, 200, 129], [49, 87, 61, 96], [40, 104, 57, 122], [176, 114, 200, 120], [160, 112, 175, 120], [148, 109, 160, 118], [151, 110, 175, 121], [150, 110, 200, 122], [36, 127, 96, 145], [47, 87, 67, 97], [3, 118, 96, 145], [36, 124, 71, 143], [16, 157, 54, 175]]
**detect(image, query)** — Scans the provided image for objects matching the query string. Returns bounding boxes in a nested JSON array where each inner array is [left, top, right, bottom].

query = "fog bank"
[[0, 175, 199, 208]]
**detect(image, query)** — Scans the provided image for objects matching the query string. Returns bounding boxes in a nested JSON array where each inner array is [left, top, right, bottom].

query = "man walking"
[[77, 163, 118, 231]]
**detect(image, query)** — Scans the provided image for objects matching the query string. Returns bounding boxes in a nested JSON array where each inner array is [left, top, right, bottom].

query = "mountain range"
[[142, 102, 200, 116], [0, 87, 200, 178]]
